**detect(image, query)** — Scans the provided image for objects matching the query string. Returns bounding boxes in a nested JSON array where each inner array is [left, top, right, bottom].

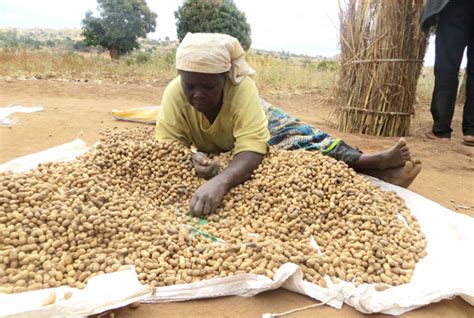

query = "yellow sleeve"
[[231, 79, 270, 155], [155, 78, 192, 146]]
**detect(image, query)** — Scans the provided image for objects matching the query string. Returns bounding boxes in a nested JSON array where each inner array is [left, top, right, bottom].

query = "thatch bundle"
[[337, 0, 428, 136]]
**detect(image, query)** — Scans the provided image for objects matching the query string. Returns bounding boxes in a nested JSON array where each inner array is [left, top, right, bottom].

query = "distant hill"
[[0, 27, 177, 51], [0, 27, 83, 50], [0, 27, 82, 42], [0, 27, 176, 51], [0, 27, 336, 62]]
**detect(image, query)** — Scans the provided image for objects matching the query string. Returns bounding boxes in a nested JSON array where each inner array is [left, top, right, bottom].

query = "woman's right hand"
[[189, 177, 227, 216], [192, 152, 220, 179]]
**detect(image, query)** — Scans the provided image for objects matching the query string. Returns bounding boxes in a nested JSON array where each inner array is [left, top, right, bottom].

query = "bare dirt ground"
[[1, 79, 473, 317]]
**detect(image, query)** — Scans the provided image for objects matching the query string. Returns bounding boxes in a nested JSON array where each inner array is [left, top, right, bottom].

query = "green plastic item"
[[188, 226, 224, 244]]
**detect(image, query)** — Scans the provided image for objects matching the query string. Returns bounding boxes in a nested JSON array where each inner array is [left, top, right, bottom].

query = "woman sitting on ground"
[[156, 33, 422, 216]]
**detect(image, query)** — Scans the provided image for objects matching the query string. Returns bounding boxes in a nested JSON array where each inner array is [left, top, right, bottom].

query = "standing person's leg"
[[462, 13, 474, 145], [429, 0, 471, 139]]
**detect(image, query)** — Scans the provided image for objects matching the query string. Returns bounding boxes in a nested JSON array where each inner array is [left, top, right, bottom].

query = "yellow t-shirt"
[[155, 76, 270, 155]]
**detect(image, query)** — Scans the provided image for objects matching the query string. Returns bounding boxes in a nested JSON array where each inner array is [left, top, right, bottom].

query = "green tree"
[[81, 0, 157, 59], [175, 0, 251, 50]]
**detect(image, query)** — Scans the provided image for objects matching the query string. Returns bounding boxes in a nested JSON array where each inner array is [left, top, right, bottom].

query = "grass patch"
[[0, 48, 434, 99], [0, 48, 177, 82], [248, 54, 337, 93]]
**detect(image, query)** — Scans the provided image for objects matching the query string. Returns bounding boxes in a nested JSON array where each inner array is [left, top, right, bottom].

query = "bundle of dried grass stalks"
[[337, 0, 428, 136]]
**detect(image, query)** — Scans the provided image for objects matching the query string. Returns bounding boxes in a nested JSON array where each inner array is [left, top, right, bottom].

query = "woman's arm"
[[190, 78, 269, 216], [190, 151, 263, 216]]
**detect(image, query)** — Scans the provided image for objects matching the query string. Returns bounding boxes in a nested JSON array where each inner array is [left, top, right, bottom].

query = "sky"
[[0, 0, 468, 66]]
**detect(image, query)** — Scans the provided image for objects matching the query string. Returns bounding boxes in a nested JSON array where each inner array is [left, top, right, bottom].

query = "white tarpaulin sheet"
[[0, 267, 152, 318], [0, 140, 473, 317], [0, 105, 43, 126], [0, 139, 88, 174]]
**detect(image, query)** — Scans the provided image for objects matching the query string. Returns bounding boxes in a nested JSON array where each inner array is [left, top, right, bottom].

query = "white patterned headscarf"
[[176, 32, 255, 85]]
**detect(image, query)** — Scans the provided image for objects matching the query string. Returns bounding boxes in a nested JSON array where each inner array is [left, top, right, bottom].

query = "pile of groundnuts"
[[0, 127, 427, 295]]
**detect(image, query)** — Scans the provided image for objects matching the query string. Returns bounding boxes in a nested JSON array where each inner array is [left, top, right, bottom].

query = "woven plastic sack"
[[111, 106, 159, 124]]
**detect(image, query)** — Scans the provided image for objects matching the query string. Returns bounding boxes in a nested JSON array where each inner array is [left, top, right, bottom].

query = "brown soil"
[[1, 79, 473, 317]]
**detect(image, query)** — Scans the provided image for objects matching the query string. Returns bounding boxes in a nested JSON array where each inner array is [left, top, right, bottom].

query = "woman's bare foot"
[[363, 158, 422, 188], [377, 138, 411, 169], [353, 138, 411, 170]]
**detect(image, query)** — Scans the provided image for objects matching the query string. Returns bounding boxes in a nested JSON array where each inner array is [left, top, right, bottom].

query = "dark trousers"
[[431, 0, 474, 137], [327, 141, 362, 167]]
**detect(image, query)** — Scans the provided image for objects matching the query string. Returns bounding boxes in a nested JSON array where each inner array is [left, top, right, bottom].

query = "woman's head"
[[175, 33, 255, 85], [179, 70, 227, 113]]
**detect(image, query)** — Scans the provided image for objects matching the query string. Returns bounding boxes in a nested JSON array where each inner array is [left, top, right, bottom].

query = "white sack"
[[0, 267, 152, 318], [0, 105, 43, 126], [0, 140, 472, 316], [0, 139, 88, 173]]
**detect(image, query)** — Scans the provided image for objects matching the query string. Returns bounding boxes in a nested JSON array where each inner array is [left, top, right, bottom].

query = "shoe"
[[425, 131, 450, 140], [463, 135, 474, 147]]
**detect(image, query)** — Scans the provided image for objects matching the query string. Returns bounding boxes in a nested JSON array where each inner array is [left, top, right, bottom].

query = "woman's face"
[[179, 70, 227, 113]]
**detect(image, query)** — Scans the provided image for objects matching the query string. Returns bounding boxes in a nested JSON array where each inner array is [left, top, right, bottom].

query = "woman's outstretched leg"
[[328, 138, 421, 188], [351, 138, 410, 170], [260, 98, 422, 187], [359, 159, 422, 188]]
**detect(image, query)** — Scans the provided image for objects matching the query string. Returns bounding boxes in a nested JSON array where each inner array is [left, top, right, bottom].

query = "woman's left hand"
[[189, 178, 227, 216], [192, 152, 220, 180]]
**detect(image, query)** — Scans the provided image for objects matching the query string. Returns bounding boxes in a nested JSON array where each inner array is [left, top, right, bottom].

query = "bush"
[[135, 51, 151, 64], [175, 0, 251, 50], [316, 60, 339, 72], [163, 49, 176, 66], [0, 31, 42, 49], [73, 40, 92, 52]]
